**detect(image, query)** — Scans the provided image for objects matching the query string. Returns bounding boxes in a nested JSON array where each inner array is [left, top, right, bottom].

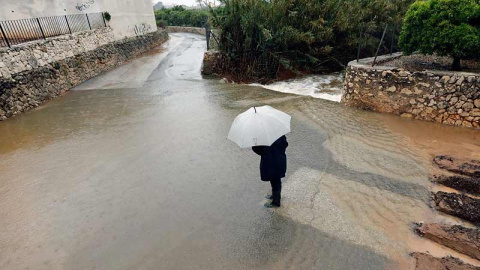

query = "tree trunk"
[[452, 57, 461, 71]]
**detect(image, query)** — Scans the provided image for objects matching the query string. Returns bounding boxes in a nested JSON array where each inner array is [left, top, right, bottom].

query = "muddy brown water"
[[1, 33, 480, 270]]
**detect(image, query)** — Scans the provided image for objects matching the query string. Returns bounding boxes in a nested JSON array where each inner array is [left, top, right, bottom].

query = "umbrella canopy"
[[228, 105, 291, 148]]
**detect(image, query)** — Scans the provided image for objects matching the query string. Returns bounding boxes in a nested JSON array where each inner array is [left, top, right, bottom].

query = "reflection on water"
[[250, 72, 344, 102]]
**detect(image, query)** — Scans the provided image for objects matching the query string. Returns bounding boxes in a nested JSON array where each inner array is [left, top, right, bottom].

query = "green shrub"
[[208, 0, 414, 81], [156, 20, 166, 28], [154, 6, 210, 28], [399, 0, 480, 70], [104, 12, 111, 21]]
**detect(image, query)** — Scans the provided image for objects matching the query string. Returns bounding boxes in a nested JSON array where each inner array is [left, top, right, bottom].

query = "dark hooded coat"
[[252, 135, 288, 181]]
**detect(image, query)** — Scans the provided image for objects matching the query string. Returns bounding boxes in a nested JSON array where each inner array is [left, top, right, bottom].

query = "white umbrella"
[[228, 105, 291, 148]]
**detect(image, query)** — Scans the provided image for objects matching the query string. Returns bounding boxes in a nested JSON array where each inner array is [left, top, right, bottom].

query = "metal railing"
[[356, 23, 399, 66], [0, 12, 107, 48]]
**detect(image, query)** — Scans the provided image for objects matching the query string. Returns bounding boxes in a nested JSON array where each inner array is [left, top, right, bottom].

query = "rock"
[[418, 82, 430, 87], [463, 121, 473, 127], [463, 102, 474, 110], [449, 76, 457, 84], [398, 70, 409, 77], [435, 115, 444, 123], [433, 191, 480, 225], [386, 86, 396, 92], [347, 82, 354, 88], [474, 99, 480, 108], [442, 76, 450, 83], [415, 223, 480, 261], [365, 79, 371, 85], [411, 252, 480, 270], [400, 88, 412, 95], [433, 155, 480, 178], [401, 113, 413, 118], [414, 87, 423, 94], [219, 78, 229, 83], [456, 76, 465, 85]]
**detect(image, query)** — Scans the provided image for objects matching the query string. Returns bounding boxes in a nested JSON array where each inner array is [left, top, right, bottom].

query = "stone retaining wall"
[[0, 28, 116, 79], [0, 29, 168, 121], [165, 26, 206, 36], [342, 53, 480, 128]]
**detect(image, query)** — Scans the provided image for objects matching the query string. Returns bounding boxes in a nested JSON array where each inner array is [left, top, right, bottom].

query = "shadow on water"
[[139, 212, 391, 270]]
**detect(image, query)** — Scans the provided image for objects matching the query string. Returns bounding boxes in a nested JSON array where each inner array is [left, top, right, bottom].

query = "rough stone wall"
[[165, 26, 206, 36], [0, 29, 168, 120], [342, 54, 480, 128], [0, 28, 116, 79], [201, 50, 224, 75]]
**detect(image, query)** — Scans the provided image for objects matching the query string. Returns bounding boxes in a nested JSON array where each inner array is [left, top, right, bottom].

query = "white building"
[[0, 0, 157, 40]]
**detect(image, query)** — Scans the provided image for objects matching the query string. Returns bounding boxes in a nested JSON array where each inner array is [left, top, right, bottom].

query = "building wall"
[[0, 0, 157, 40], [342, 54, 480, 129]]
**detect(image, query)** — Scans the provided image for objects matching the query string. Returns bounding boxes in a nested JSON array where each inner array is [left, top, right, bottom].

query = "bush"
[[208, 0, 414, 81], [156, 20, 166, 28], [399, 0, 480, 70], [104, 12, 111, 21], [154, 6, 210, 28]]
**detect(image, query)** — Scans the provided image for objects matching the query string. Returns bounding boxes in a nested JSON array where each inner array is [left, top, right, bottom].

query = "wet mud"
[[415, 223, 480, 261], [412, 252, 480, 270]]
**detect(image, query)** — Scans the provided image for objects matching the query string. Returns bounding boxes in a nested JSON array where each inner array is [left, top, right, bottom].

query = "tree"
[[399, 0, 480, 70], [208, 0, 414, 81], [153, 1, 164, 11]]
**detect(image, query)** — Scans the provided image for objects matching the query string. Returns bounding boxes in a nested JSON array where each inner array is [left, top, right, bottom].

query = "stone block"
[[400, 88, 412, 95], [415, 223, 480, 261], [474, 99, 480, 108], [386, 86, 396, 92]]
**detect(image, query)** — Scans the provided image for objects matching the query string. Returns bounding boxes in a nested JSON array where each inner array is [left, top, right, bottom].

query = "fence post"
[[372, 24, 388, 67], [86, 14, 92, 30], [36, 18, 46, 39], [205, 27, 210, 50], [65, 15, 72, 34], [102, 12, 107, 27], [356, 24, 364, 62], [0, 23, 10, 48], [390, 24, 395, 55]]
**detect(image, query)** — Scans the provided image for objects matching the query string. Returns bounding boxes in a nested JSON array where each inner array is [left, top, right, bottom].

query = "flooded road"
[[1, 33, 480, 270]]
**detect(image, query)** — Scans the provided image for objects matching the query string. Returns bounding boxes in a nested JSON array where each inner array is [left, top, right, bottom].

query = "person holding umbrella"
[[228, 106, 290, 208]]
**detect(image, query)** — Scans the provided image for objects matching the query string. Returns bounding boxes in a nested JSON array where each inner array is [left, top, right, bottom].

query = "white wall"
[[0, 0, 157, 40]]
